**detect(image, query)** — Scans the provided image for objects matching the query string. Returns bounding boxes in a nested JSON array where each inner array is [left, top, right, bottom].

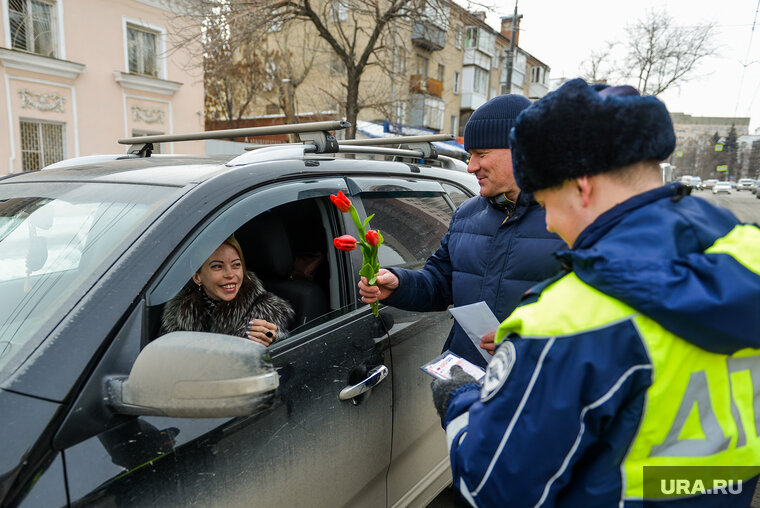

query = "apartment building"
[[670, 112, 750, 145], [0, 0, 204, 174], [221, 1, 550, 143]]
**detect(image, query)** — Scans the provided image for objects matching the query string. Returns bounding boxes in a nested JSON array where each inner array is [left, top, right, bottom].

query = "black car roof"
[[1, 156, 232, 187], [1, 153, 476, 192]]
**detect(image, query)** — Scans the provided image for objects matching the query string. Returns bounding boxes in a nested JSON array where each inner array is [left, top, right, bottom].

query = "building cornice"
[[113, 71, 182, 96], [0, 48, 86, 79]]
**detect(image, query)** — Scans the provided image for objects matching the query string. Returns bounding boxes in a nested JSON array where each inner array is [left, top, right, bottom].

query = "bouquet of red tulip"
[[330, 191, 384, 317]]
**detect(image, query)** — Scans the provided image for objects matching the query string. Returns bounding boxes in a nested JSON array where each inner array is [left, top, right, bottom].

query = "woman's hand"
[[247, 319, 278, 346]]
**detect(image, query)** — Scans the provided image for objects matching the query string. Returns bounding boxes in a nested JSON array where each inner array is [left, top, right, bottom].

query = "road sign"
[[717, 165, 728, 172], [714, 144, 724, 152]]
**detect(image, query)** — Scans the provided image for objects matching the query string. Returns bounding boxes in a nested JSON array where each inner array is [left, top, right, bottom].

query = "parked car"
[[713, 182, 732, 194], [702, 179, 719, 190], [738, 178, 755, 191], [752, 180, 760, 194], [0, 122, 479, 507]]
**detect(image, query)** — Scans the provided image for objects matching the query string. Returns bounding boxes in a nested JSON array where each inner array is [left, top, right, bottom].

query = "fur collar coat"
[[160, 271, 295, 339]]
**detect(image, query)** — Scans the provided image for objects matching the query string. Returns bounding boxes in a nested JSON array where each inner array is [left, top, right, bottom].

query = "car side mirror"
[[105, 332, 278, 418]]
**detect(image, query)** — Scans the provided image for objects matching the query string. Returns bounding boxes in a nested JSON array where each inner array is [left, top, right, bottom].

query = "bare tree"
[[175, 0, 444, 137], [580, 42, 616, 84], [263, 0, 445, 138], [261, 30, 319, 140], [621, 9, 715, 96], [200, 1, 270, 127]]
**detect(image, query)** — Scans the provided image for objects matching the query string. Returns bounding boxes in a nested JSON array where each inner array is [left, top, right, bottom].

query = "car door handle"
[[339, 365, 388, 401]]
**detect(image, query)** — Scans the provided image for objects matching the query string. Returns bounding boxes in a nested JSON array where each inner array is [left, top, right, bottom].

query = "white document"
[[420, 351, 486, 381], [448, 301, 501, 364]]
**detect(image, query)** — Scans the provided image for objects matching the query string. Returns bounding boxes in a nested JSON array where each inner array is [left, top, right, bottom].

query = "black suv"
[[0, 122, 478, 507]]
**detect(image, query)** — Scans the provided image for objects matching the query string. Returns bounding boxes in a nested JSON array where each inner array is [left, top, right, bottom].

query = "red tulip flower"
[[333, 235, 357, 251], [330, 191, 352, 213], [365, 230, 380, 246], [330, 189, 385, 317]]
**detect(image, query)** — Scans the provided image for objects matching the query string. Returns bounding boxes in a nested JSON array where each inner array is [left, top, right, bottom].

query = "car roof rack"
[[340, 134, 455, 159], [117, 120, 350, 157], [116, 122, 465, 171], [230, 132, 464, 170], [240, 133, 455, 160]]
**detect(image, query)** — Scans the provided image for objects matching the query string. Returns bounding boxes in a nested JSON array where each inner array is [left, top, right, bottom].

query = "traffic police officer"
[[431, 79, 760, 507]]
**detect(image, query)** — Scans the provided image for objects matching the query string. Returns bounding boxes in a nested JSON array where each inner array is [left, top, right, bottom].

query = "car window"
[[360, 192, 453, 268], [0, 183, 177, 378], [442, 182, 473, 208], [147, 178, 349, 340]]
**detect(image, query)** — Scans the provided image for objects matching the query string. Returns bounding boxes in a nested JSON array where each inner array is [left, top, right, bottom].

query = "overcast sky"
[[485, 0, 760, 132]]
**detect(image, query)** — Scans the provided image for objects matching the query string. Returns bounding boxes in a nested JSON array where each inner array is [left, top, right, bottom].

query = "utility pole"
[[504, 0, 518, 93]]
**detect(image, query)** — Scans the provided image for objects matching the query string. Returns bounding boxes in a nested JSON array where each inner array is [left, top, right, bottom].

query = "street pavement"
[[693, 188, 760, 224]]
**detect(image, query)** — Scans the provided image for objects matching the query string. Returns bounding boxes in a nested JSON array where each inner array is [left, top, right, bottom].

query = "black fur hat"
[[509, 78, 676, 193]]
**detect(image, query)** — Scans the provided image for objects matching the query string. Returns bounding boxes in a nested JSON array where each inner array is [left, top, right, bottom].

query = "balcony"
[[412, 21, 447, 51], [409, 94, 445, 131], [410, 75, 443, 98], [529, 81, 550, 99]]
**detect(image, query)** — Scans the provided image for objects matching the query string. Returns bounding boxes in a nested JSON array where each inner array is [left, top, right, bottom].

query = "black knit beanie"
[[464, 94, 533, 151]]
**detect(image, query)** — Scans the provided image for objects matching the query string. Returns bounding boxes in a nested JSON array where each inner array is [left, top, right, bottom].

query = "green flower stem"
[[348, 206, 366, 236], [346, 204, 382, 317]]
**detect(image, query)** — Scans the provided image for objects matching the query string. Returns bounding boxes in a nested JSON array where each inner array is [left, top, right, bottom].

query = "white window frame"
[[473, 67, 488, 95], [452, 70, 460, 94], [329, 0, 347, 22], [329, 51, 345, 76], [531, 66, 544, 84], [19, 116, 66, 170], [122, 17, 167, 80], [3, 0, 66, 58], [465, 26, 478, 50], [454, 25, 462, 50], [394, 45, 406, 74]]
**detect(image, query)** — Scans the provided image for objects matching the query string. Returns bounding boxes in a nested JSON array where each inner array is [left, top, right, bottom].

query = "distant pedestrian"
[[431, 78, 760, 506]]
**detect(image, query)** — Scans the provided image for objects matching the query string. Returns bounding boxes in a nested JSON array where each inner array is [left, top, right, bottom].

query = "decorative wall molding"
[[0, 48, 85, 79], [131, 105, 164, 124], [113, 71, 181, 96], [18, 89, 66, 113]]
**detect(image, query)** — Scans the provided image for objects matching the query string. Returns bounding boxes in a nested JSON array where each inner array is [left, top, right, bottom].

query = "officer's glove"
[[431, 365, 479, 420]]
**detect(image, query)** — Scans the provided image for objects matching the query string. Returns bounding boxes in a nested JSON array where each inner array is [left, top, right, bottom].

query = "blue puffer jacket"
[[384, 192, 564, 367]]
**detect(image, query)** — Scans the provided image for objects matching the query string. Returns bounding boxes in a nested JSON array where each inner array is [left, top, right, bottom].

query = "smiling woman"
[[159, 236, 294, 346]]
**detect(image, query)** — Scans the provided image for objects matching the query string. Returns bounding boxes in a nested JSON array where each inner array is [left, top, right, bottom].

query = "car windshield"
[[0, 182, 179, 377]]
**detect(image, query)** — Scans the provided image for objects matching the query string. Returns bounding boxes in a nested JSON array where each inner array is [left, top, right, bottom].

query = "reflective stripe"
[[705, 224, 760, 275], [446, 412, 469, 452], [650, 370, 730, 457], [535, 364, 652, 507], [495, 273, 636, 343], [472, 339, 555, 497], [458, 478, 478, 507], [623, 315, 760, 498]]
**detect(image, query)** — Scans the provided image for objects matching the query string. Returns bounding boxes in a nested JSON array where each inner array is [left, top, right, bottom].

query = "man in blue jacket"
[[358, 94, 564, 367], [431, 79, 760, 506]]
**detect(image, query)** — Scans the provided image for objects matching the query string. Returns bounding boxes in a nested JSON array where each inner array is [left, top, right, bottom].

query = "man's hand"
[[357, 268, 399, 303], [430, 365, 479, 419], [480, 332, 496, 356]]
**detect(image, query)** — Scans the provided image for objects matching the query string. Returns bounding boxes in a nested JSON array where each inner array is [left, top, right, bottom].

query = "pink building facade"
[[0, 0, 204, 174]]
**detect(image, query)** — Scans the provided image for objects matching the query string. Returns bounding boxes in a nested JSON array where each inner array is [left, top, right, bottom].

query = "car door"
[[57, 178, 393, 507], [347, 176, 463, 506]]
